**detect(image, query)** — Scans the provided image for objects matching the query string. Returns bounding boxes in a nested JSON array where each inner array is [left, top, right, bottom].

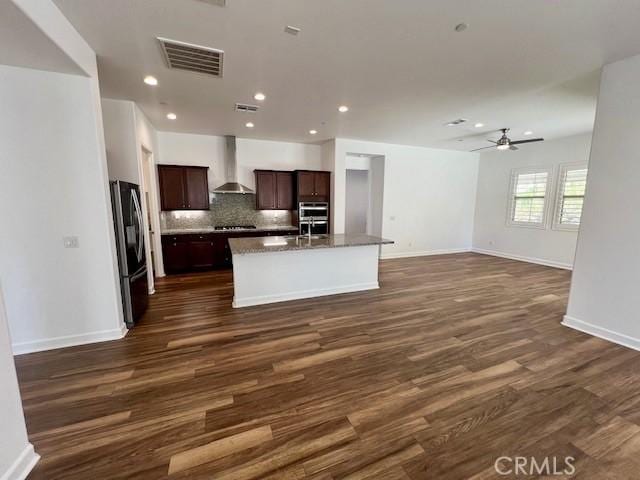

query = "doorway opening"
[[345, 154, 385, 236]]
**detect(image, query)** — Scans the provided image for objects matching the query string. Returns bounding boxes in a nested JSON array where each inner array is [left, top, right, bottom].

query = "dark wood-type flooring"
[[16, 253, 640, 479]]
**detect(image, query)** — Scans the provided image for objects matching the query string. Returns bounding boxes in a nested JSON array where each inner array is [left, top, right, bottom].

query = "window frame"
[[506, 167, 554, 229], [552, 163, 588, 231]]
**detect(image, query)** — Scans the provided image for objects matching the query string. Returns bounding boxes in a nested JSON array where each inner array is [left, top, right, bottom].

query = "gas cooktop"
[[213, 225, 257, 231]]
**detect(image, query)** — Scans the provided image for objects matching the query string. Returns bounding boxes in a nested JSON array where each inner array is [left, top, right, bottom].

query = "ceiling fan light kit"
[[470, 128, 544, 152]]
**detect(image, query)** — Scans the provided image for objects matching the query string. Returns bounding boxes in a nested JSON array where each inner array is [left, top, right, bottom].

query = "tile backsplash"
[[160, 193, 292, 230]]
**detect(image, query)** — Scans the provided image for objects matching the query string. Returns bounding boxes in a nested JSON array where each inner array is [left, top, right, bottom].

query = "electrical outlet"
[[63, 236, 79, 248]]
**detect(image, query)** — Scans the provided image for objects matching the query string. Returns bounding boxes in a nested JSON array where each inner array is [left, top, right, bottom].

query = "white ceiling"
[[53, 0, 640, 151]]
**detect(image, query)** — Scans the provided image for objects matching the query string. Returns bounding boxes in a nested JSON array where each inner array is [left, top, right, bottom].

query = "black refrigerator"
[[111, 181, 149, 327]]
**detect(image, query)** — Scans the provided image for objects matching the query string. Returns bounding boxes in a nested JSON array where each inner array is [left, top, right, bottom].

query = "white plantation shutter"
[[508, 169, 551, 226], [554, 166, 588, 229]]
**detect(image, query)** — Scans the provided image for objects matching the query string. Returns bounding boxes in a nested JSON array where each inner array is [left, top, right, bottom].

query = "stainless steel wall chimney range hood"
[[213, 136, 254, 194]]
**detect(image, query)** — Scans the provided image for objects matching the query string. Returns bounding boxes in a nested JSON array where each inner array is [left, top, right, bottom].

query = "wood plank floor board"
[[15, 253, 640, 479]]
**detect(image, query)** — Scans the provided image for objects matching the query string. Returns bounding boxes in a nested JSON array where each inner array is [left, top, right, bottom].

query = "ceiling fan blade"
[[470, 145, 497, 152], [487, 140, 498, 144], [509, 145, 519, 151], [510, 138, 544, 145]]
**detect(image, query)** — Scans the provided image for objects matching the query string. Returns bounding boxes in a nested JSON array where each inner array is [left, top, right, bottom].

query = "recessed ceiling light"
[[166, 113, 177, 120], [338, 105, 349, 113], [144, 75, 158, 86], [474, 123, 484, 128], [524, 130, 534, 136], [309, 129, 318, 135], [254, 92, 266, 101], [454, 23, 468, 32], [245, 122, 254, 128]]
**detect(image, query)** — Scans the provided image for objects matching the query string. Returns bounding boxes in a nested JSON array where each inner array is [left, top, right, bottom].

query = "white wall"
[[472, 132, 592, 269], [0, 65, 125, 354], [564, 54, 640, 349], [102, 99, 139, 183], [0, 283, 39, 479], [236, 138, 323, 189], [331, 138, 479, 258], [133, 105, 163, 280], [157, 132, 323, 191], [157, 131, 226, 191]]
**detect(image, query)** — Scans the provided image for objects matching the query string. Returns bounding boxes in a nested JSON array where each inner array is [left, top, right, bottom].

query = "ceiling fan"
[[470, 128, 544, 152]]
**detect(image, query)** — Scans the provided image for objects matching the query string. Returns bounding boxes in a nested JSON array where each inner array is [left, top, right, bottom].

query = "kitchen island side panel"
[[232, 244, 380, 307]]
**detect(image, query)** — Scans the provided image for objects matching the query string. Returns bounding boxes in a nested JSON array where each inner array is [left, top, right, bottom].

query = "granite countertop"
[[228, 234, 394, 255], [161, 225, 297, 235]]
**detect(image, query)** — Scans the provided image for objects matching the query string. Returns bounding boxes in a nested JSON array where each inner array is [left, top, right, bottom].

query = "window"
[[554, 165, 588, 229], [507, 168, 552, 227]]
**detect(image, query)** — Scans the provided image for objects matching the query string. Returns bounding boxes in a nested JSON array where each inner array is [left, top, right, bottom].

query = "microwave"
[[299, 202, 329, 234], [299, 202, 328, 219]]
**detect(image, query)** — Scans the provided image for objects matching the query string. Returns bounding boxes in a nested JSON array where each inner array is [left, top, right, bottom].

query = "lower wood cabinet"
[[162, 239, 190, 272], [162, 230, 298, 274]]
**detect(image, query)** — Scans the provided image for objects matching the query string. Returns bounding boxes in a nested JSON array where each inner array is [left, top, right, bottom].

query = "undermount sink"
[[297, 234, 329, 240]]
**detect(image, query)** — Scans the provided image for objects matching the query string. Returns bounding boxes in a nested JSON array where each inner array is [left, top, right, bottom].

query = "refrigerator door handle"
[[111, 181, 129, 275], [131, 189, 144, 263], [130, 267, 148, 282]]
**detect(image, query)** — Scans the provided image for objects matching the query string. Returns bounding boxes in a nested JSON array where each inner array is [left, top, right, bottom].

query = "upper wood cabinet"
[[255, 170, 294, 210], [158, 165, 210, 211], [296, 170, 331, 202], [275, 172, 294, 210]]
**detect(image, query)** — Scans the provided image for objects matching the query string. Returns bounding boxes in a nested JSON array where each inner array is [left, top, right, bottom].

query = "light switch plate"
[[63, 236, 79, 248]]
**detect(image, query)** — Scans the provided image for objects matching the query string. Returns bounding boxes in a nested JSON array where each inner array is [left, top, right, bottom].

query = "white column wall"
[[564, 54, 640, 349]]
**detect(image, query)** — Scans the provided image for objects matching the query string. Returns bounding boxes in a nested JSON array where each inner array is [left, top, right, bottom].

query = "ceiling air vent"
[[196, 0, 226, 6], [235, 103, 259, 113], [158, 37, 223, 77], [445, 118, 468, 126]]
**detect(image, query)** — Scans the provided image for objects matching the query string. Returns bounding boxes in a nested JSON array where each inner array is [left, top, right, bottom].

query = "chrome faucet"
[[306, 217, 315, 239]]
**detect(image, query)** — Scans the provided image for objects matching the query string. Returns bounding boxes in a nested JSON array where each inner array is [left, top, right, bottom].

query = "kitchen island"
[[228, 234, 393, 307]]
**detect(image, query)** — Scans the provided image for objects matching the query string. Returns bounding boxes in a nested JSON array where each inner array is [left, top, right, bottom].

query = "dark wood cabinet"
[[185, 167, 209, 210], [297, 171, 315, 199], [254, 170, 294, 210], [314, 172, 330, 201], [162, 229, 298, 273], [296, 170, 331, 202], [158, 165, 209, 211], [255, 171, 277, 209], [276, 172, 294, 210], [158, 166, 186, 210], [188, 240, 216, 268], [161, 238, 189, 272]]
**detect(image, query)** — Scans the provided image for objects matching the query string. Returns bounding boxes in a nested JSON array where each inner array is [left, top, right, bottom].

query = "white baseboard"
[[233, 282, 379, 308], [562, 315, 640, 352], [380, 248, 471, 260], [12, 323, 128, 355], [1, 443, 40, 480], [471, 247, 573, 270]]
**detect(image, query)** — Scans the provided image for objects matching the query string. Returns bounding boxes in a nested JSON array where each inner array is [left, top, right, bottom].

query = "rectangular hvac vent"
[[235, 103, 259, 113], [445, 118, 468, 126], [158, 37, 223, 77], [197, 0, 226, 6]]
